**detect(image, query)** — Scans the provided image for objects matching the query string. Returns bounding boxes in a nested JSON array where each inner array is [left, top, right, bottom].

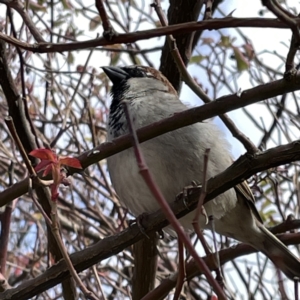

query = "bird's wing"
[[234, 181, 264, 224]]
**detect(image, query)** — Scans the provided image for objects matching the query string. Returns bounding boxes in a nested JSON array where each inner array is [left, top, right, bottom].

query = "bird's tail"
[[258, 223, 300, 280]]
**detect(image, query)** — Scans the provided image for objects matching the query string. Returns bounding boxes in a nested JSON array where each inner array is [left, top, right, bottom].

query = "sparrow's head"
[[102, 65, 177, 100], [103, 65, 177, 137]]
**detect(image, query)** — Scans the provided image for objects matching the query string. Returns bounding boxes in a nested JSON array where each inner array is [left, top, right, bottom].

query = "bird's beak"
[[102, 66, 128, 85]]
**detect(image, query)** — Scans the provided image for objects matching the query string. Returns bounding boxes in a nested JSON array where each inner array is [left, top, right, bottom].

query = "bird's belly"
[[107, 143, 237, 230]]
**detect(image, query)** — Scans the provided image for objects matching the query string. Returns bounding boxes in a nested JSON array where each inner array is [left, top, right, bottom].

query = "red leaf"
[[42, 163, 53, 177], [35, 160, 52, 173], [29, 148, 57, 162], [59, 157, 82, 169]]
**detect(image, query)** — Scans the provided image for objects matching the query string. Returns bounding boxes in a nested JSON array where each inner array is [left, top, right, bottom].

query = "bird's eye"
[[130, 67, 148, 78], [133, 67, 145, 77], [136, 67, 155, 78], [123, 66, 153, 79]]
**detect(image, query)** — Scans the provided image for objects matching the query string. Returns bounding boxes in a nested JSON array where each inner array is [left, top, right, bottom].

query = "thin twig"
[[0, 200, 15, 274], [95, 0, 117, 40], [285, 34, 299, 74], [121, 101, 227, 300], [8, 0, 45, 43], [50, 201, 100, 300], [28, 180, 53, 226], [210, 215, 223, 286], [51, 46, 95, 147], [262, 0, 300, 70], [5, 117, 36, 177], [2, 218, 300, 299], [92, 265, 107, 300], [262, 0, 298, 28], [1, 72, 300, 207], [173, 239, 185, 300], [192, 149, 212, 256], [193, 149, 210, 224], [151, 0, 258, 154]]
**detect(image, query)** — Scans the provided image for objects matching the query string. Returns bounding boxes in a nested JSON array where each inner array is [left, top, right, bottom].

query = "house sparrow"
[[103, 65, 300, 279]]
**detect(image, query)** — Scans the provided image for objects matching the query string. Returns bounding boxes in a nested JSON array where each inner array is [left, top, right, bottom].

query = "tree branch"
[[1, 72, 300, 207], [0, 18, 289, 53]]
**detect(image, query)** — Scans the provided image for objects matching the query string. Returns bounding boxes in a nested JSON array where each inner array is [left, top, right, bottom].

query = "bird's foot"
[[129, 213, 150, 238], [176, 181, 202, 209]]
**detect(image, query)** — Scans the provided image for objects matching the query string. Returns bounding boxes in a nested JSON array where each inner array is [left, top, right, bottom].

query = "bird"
[[102, 65, 300, 279]]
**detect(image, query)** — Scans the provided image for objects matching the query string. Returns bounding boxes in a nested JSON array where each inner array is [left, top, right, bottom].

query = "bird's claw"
[[202, 207, 209, 225], [176, 181, 202, 209], [129, 213, 150, 239]]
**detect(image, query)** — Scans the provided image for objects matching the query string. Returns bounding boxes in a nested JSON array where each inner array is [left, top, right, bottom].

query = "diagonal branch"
[[1, 72, 300, 207], [7, 0, 46, 43], [1, 160, 300, 300], [122, 102, 226, 299], [95, 0, 117, 40], [158, 0, 203, 92]]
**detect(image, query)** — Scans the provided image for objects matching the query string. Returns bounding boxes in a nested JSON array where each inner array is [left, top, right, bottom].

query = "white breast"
[[107, 115, 237, 231]]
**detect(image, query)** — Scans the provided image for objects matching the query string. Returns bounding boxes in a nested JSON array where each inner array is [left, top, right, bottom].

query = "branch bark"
[[0, 18, 288, 53], [1, 152, 300, 300]]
